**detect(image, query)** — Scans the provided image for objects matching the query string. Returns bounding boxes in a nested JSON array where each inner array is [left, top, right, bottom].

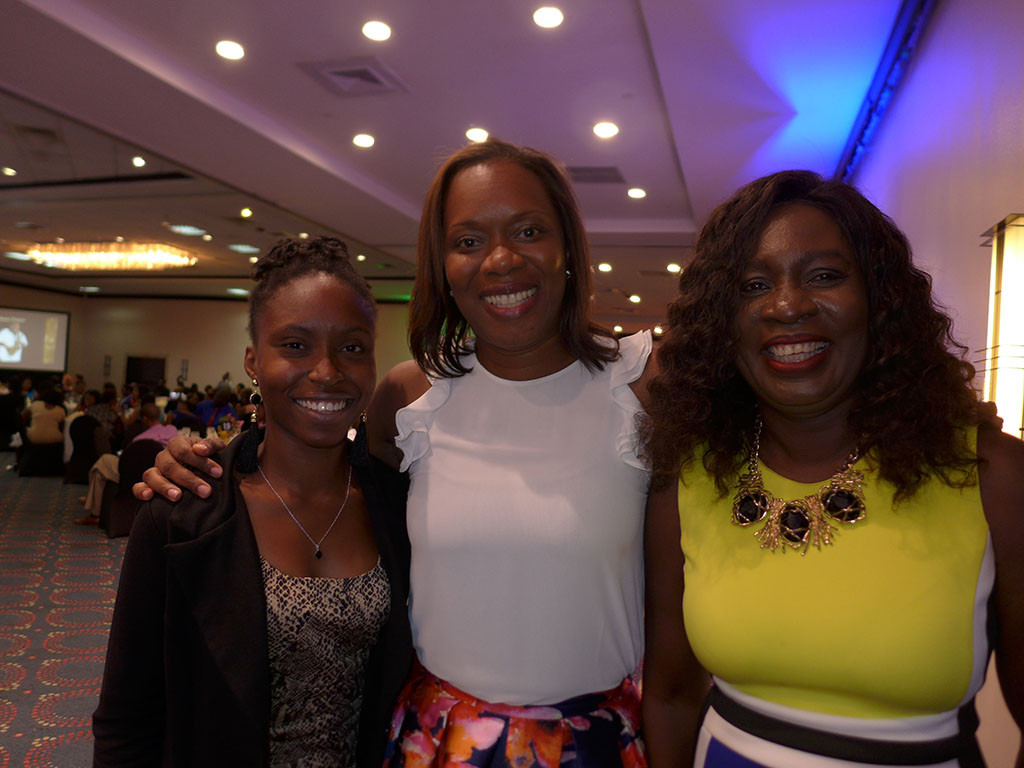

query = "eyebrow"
[[274, 323, 372, 335], [446, 209, 553, 230], [745, 249, 851, 271]]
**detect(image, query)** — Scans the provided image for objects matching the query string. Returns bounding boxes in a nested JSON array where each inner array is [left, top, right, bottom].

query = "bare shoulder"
[[366, 360, 430, 468], [977, 423, 1024, 535]]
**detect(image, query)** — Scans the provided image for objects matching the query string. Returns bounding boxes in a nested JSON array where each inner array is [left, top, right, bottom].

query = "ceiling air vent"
[[300, 57, 406, 98], [568, 166, 625, 184]]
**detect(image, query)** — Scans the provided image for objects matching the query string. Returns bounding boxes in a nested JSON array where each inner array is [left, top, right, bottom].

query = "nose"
[[761, 281, 817, 323], [309, 350, 344, 384], [481, 239, 524, 275]]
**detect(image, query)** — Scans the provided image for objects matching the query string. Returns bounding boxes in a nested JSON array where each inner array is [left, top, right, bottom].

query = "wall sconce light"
[[981, 214, 1024, 439]]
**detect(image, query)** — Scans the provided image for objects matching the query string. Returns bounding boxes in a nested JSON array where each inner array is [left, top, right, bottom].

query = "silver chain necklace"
[[257, 461, 353, 560]]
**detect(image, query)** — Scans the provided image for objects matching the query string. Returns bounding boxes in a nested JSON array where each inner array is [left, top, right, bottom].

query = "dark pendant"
[[734, 492, 770, 524], [780, 504, 810, 543], [315, 549, 323, 560], [823, 489, 864, 522]]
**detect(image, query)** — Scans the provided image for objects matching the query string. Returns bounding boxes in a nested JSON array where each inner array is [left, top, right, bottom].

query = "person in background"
[[93, 236, 412, 767], [23, 386, 65, 446], [137, 140, 654, 767], [641, 170, 1024, 767], [194, 384, 235, 428], [75, 401, 177, 526]]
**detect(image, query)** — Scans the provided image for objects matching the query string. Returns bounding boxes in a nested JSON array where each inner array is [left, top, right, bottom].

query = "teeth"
[[767, 341, 829, 363], [483, 288, 537, 308], [296, 399, 351, 413]]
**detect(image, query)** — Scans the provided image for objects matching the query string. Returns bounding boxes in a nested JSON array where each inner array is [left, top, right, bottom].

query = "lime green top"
[[679, 426, 991, 719]]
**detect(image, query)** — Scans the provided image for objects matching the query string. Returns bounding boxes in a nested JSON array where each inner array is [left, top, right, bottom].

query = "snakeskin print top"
[[261, 556, 390, 767]]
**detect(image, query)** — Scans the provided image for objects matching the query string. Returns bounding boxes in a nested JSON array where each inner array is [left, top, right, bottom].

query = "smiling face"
[[245, 272, 376, 452], [443, 161, 570, 374], [733, 203, 869, 420]]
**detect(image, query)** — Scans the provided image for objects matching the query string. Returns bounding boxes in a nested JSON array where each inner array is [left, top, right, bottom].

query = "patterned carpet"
[[0, 451, 127, 767]]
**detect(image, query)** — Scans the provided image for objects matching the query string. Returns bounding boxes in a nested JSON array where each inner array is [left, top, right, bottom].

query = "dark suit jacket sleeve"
[[92, 501, 169, 766]]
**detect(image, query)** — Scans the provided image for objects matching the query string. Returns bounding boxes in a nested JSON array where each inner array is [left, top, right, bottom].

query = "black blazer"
[[92, 436, 412, 767]]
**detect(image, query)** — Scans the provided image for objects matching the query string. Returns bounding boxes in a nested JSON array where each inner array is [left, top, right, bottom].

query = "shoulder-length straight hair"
[[408, 139, 617, 377]]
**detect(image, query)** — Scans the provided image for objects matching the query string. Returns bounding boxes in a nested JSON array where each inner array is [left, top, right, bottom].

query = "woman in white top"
[[138, 140, 654, 767]]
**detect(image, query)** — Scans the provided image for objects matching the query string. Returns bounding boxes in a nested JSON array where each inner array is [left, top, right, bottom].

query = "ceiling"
[[0, 0, 902, 332]]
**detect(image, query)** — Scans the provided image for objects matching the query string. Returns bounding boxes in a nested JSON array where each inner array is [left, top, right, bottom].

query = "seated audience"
[[77, 402, 177, 526], [24, 388, 66, 445]]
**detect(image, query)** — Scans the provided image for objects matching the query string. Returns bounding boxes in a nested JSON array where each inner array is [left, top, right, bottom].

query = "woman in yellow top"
[[641, 171, 1024, 767]]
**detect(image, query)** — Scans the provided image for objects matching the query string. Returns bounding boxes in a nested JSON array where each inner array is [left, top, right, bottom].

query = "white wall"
[[857, 0, 1023, 764], [0, 283, 412, 390]]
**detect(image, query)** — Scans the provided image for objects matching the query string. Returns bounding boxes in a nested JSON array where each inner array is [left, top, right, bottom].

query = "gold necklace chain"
[[731, 417, 866, 554], [257, 462, 353, 560]]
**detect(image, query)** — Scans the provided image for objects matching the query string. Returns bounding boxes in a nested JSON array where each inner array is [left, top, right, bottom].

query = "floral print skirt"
[[383, 662, 647, 768]]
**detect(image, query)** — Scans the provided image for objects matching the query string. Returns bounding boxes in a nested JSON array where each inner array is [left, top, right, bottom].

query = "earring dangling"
[[249, 381, 262, 425], [565, 269, 572, 278]]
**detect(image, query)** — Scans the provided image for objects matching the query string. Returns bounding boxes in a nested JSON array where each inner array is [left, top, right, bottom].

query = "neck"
[[256, 431, 351, 496], [757, 403, 858, 483], [474, 334, 576, 381]]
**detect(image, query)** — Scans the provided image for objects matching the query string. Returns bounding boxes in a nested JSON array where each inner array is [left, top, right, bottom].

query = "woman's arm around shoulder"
[[365, 359, 430, 469], [977, 422, 1024, 768], [92, 502, 170, 766], [643, 481, 709, 767]]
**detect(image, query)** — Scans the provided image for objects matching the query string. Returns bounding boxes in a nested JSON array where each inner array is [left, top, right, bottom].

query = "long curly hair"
[[641, 170, 979, 498], [408, 138, 617, 377]]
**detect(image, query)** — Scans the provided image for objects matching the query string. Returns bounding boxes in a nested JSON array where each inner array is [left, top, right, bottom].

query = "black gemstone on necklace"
[[780, 504, 810, 543], [735, 492, 769, 524], [315, 550, 323, 560], [823, 490, 863, 522]]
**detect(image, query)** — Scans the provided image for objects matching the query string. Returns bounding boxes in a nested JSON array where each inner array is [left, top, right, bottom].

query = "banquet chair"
[[98, 439, 163, 538]]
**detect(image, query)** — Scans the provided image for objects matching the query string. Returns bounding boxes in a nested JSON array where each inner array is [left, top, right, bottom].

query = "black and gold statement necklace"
[[731, 417, 866, 554]]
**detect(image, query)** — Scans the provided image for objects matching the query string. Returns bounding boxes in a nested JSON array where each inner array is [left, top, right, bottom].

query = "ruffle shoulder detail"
[[393, 370, 456, 473], [609, 330, 652, 471]]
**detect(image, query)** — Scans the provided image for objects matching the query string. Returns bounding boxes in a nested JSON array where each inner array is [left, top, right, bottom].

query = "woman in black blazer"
[[93, 237, 412, 767]]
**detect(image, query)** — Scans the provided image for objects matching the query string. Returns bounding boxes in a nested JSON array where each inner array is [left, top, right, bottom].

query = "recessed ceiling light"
[[667, 263, 681, 273], [132, 155, 146, 168], [362, 21, 391, 41], [249, 256, 259, 264], [4, 251, 30, 261], [227, 288, 250, 297], [613, 325, 623, 333], [533, 7, 564, 28], [216, 40, 245, 60], [229, 244, 260, 254], [353, 133, 375, 148], [593, 121, 619, 139], [201, 234, 213, 242], [653, 325, 664, 335], [240, 207, 253, 218], [79, 286, 100, 293], [627, 187, 646, 199], [597, 263, 612, 273], [466, 127, 489, 143], [169, 224, 208, 237], [629, 294, 641, 304], [356, 254, 367, 262], [1, 167, 16, 176]]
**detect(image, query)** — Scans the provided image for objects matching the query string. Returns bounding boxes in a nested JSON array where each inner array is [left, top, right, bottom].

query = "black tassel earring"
[[237, 378, 264, 474]]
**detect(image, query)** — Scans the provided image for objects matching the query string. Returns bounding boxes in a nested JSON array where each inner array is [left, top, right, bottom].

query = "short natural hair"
[[247, 236, 376, 342], [641, 170, 979, 499], [408, 138, 616, 377]]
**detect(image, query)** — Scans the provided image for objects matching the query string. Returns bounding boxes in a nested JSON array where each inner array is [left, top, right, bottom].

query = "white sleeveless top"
[[395, 332, 651, 705]]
